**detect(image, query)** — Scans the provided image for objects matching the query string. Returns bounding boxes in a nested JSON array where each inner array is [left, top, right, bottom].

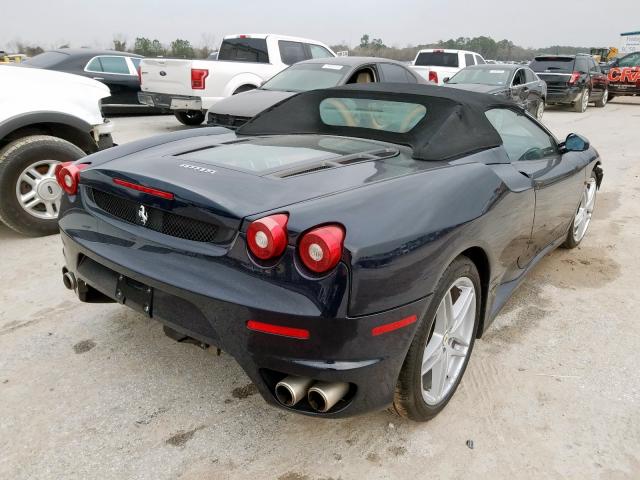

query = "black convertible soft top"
[[237, 83, 517, 161]]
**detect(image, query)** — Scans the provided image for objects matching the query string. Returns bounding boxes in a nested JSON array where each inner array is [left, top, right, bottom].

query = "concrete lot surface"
[[1, 100, 639, 479]]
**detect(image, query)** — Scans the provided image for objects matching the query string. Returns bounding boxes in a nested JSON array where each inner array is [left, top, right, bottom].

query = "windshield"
[[23, 51, 68, 67], [449, 68, 511, 86], [262, 63, 347, 92], [415, 52, 459, 68], [530, 57, 575, 73], [319, 98, 426, 133], [618, 53, 640, 67]]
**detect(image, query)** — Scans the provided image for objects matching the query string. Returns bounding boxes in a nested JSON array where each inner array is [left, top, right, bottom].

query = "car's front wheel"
[[535, 99, 545, 120], [562, 172, 598, 249], [0, 135, 85, 236], [392, 256, 480, 422], [174, 110, 205, 126]]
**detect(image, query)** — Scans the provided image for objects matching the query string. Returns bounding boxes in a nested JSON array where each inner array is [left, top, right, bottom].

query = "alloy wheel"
[[573, 177, 597, 243], [536, 101, 545, 120], [15, 160, 62, 220], [581, 89, 589, 112], [421, 277, 476, 406]]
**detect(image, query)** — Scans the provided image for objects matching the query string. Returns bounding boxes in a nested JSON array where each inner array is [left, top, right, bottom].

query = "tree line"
[[331, 34, 592, 62], [5, 34, 592, 62]]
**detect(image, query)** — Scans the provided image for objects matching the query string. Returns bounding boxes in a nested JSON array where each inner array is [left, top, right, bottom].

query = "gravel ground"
[[1, 99, 639, 480]]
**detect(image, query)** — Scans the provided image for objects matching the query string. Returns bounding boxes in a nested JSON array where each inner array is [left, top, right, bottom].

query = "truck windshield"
[[218, 38, 269, 63], [449, 68, 511, 86], [262, 63, 346, 92], [530, 57, 574, 73], [415, 52, 459, 68]]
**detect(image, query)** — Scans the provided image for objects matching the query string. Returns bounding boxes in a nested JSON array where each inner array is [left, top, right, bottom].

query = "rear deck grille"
[[90, 188, 219, 243]]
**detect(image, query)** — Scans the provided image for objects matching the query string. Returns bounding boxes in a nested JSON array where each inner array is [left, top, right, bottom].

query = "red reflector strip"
[[371, 315, 417, 336], [113, 178, 174, 200], [246, 320, 310, 340]]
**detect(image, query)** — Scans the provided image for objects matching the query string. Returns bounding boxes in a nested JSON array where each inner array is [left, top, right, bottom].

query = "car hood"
[[208, 89, 296, 117], [445, 83, 507, 95]]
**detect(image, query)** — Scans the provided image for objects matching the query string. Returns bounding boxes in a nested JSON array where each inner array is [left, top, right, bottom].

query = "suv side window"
[[378, 63, 417, 83], [475, 55, 485, 65], [575, 57, 589, 73], [307, 44, 333, 59], [485, 108, 557, 162], [464, 53, 475, 67], [279, 41, 308, 65], [512, 69, 526, 86], [524, 68, 538, 83]]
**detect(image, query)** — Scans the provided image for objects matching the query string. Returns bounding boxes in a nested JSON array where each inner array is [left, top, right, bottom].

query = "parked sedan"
[[444, 64, 547, 119], [22, 49, 157, 114], [529, 54, 609, 112], [206, 56, 425, 129], [56, 83, 602, 421]]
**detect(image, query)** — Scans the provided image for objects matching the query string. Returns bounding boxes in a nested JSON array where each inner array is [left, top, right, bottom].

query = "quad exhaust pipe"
[[275, 376, 349, 412]]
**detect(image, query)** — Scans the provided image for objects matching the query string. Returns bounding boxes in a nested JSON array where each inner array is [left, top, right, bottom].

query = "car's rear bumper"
[[609, 84, 640, 96], [546, 86, 582, 104], [59, 210, 429, 418], [138, 92, 224, 112]]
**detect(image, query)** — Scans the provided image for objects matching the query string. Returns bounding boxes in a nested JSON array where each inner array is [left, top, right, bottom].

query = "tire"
[[174, 110, 205, 126], [595, 88, 608, 108], [608, 94, 616, 102], [534, 99, 545, 120], [392, 256, 481, 422], [0, 135, 85, 236], [572, 88, 590, 113], [562, 171, 598, 249]]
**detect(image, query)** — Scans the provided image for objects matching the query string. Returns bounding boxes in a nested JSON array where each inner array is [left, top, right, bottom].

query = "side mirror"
[[562, 133, 590, 152], [443, 77, 450, 83]]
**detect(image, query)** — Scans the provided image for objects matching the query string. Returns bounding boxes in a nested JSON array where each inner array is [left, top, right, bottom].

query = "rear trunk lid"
[[80, 134, 431, 244], [140, 58, 195, 96], [530, 56, 576, 89]]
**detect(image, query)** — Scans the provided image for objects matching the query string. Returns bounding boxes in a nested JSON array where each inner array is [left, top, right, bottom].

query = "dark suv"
[[530, 54, 609, 112]]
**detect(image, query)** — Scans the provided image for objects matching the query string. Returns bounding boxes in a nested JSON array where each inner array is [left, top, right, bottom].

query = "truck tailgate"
[[140, 59, 194, 96]]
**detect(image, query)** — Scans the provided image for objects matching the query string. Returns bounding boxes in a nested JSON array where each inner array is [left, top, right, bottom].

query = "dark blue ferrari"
[[56, 84, 602, 421]]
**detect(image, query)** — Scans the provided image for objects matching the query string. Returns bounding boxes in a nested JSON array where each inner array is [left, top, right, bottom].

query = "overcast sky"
[[3, 0, 639, 50]]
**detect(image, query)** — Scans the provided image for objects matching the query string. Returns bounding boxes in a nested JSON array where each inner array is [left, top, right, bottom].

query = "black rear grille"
[[207, 113, 251, 129], [90, 188, 220, 243]]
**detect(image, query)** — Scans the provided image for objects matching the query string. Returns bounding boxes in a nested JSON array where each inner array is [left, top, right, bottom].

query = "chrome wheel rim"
[[602, 88, 608, 106], [421, 277, 476, 406], [581, 89, 589, 112], [536, 101, 544, 120], [573, 177, 597, 242], [15, 160, 62, 220]]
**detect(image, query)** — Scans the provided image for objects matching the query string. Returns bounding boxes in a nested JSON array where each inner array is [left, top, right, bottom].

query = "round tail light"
[[298, 225, 345, 274], [55, 162, 88, 195], [247, 214, 289, 260]]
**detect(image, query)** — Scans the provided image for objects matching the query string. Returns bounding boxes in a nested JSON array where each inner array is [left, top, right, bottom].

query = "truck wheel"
[[0, 135, 85, 236], [174, 110, 205, 126], [594, 88, 608, 108], [572, 88, 590, 113]]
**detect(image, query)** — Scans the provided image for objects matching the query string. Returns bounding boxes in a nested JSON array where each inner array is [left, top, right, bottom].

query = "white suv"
[[0, 66, 113, 236], [411, 49, 486, 85]]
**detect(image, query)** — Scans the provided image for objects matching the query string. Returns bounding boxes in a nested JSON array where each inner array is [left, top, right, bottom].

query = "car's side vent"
[[272, 148, 399, 178]]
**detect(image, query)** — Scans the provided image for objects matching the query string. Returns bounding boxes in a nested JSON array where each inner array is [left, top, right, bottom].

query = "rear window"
[[319, 98, 426, 133], [218, 37, 269, 63], [23, 51, 68, 68], [530, 57, 575, 73], [415, 52, 459, 68]]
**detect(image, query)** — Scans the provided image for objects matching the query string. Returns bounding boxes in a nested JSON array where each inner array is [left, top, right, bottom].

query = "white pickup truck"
[[411, 49, 486, 85], [139, 33, 336, 125]]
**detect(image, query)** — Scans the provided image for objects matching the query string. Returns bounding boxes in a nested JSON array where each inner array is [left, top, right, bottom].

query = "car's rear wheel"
[[573, 88, 590, 113], [595, 88, 608, 108], [0, 135, 85, 236], [562, 172, 598, 249], [174, 110, 205, 126], [392, 256, 480, 422]]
